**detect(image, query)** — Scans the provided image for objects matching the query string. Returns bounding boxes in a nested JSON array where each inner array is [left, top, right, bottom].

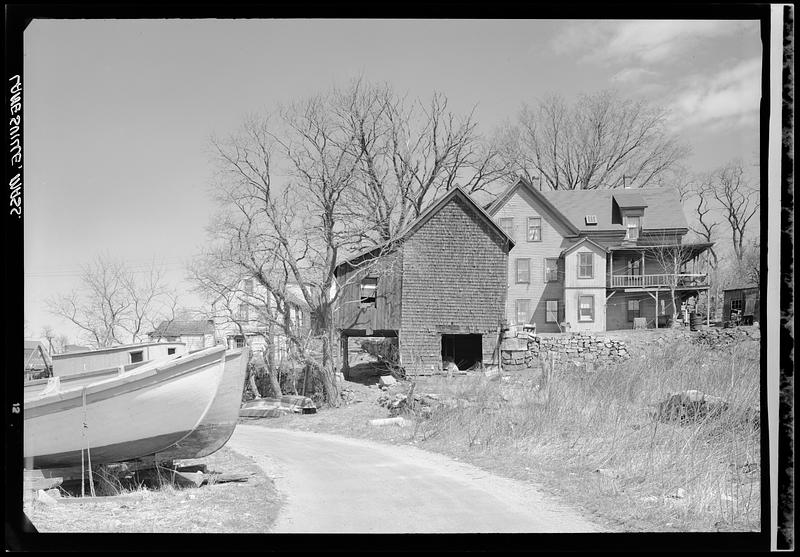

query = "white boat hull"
[[24, 346, 227, 469], [158, 347, 250, 460]]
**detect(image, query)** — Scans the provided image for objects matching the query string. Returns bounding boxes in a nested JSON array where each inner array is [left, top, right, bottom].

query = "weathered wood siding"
[[399, 194, 509, 373], [334, 250, 403, 332]]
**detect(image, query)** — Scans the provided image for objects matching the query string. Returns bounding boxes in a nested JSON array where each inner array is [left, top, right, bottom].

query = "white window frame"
[[578, 295, 595, 322], [515, 299, 531, 325], [625, 215, 641, 240], [545, 300, 559, 323], [527, 217, 542, 242], [516, 258, 531, 283], [578, 252, 594, 279]]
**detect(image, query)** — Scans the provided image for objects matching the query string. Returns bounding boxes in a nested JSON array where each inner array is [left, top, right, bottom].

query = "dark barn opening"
[[441, 334, 482, 370]]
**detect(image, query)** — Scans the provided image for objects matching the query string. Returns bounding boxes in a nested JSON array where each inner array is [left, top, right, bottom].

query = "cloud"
[[610, 67, 658, 83], [667, 57, 762, 130], [553, 20, 751, 66]]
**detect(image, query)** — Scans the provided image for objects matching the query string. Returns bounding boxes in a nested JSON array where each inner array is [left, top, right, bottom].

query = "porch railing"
[[609, 273, 708, 288]]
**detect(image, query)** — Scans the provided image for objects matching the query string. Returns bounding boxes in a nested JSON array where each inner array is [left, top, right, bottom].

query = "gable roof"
[[561, 236, 609, 256], [149, 320, 215, 337], [486, 178, 580, 236], [542, 187, 688, 232], [336, 186, 515, 272], [612, 191, 648, 209]]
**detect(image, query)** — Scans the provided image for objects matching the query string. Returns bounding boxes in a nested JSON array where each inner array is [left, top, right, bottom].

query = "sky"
[[22, 18, 763, 343]]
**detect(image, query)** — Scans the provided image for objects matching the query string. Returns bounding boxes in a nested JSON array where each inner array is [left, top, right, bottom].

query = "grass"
[[265, 329, 761, 532], [24, 448, 281, 533]]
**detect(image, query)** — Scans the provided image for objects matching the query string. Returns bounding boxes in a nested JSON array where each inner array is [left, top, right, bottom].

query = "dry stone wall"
[[500, 330, 630, 371]]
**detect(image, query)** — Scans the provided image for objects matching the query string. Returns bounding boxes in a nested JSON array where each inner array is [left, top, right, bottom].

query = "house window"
[[627, 258, 641, 275], [130, 350, 144, 364], [235, 336, 246, 348], [360, 277, 378, 307], [544, 258, 559, 282], [236, 304, 249, 321], [498, 217, 514, 239], [516, 258, 530, 283], [167, 347, 176, 355], [625, 216, 641, 240], [578, 295, 594, 322], [578, 252, 594, 279], [545, 300, 559, 323], [730, 299, 744, 312], [627, 299, 641, 321], [527, 217, 542, 242], [515, 299, 531, 325], [244, 279, 254, 295]]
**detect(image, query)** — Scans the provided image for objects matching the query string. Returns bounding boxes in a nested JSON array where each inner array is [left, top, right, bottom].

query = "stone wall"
[[500, 329, 630, 371]]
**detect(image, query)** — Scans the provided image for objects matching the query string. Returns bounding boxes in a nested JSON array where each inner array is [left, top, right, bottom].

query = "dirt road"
[[227, 425, 606, 533]]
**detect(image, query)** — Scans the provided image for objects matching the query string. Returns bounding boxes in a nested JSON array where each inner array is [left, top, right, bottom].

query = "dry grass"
[[24, 448, 281, 533], [266, 330, 761, 532]]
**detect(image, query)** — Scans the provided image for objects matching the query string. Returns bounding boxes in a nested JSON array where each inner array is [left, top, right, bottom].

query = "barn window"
[[578, 252, 594, 279], [235, 336, 246, 348], [578, 295, 594, 322], [360, 277, 378, 307], [731, 299, 744, 312], [544, 258, 559, 282], [516, 258, 530, 283], [527, 217, 542, 242], [627, 299, 641, 321], [167, 347, 176, 355], [545, 300, 559, 323], [244, 278, 254, 295], [130, 351, 144, 364]]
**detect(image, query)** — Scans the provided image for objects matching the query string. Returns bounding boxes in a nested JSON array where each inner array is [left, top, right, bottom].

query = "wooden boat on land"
[[157, 347, 250, 461], [24, 345, 227, 469]]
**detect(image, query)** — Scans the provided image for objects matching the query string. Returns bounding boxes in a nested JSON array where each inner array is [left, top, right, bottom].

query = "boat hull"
[[24, 346, 227, 469], [157, 347, 250, 460]]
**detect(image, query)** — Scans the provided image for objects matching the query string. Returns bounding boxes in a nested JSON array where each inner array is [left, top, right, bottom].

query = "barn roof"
[[336, 186, 515, 272]]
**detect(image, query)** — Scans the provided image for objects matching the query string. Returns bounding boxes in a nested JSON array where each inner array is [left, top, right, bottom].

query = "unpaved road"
[[228, 425, 606, 533]]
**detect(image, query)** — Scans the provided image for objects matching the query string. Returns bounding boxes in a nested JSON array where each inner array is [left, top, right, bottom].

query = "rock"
[[668, 488, 686, 499], [37, 489, 58, 505], [652, 390, 730, 423], [378, 375, 397, 387]]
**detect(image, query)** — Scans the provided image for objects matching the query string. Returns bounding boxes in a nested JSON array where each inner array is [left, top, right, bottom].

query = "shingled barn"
[[334, 187, 514, 376]]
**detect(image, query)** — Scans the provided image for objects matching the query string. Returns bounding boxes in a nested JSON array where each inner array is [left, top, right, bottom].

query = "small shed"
[[334, 187, 514, 376], [24, 340, 53, 381], [722, 285, 760, 324], [148, 320, 216, 351]]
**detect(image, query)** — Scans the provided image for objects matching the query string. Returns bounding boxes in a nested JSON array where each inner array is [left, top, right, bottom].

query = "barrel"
[[690, 313, 704, 331]]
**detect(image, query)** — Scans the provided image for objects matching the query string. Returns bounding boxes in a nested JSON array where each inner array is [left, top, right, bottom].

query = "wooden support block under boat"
[[24, 345, 228, 469]]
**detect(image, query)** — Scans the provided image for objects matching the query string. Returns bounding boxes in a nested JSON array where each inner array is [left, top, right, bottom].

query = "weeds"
[[404, 336, 760, 531]]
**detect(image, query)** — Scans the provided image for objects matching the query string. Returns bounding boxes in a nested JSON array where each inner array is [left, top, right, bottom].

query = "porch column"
[[655, 289, 659, 329], [706, 290, 711, 326], [609, 250, 613, 287]]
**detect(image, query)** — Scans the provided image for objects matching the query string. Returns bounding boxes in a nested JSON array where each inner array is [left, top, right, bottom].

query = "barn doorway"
[[441, 334, 482, 370]]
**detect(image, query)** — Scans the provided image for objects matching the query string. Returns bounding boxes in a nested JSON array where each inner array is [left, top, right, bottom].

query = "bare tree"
[[46, 254, 178, 348], [644, 240, 701, 325], [40, 325, 56, 355], [688, 176, 721, 268], [710, 159, 760, 261], [496, 90, 689, 190], [335, 79, 511, 244]]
